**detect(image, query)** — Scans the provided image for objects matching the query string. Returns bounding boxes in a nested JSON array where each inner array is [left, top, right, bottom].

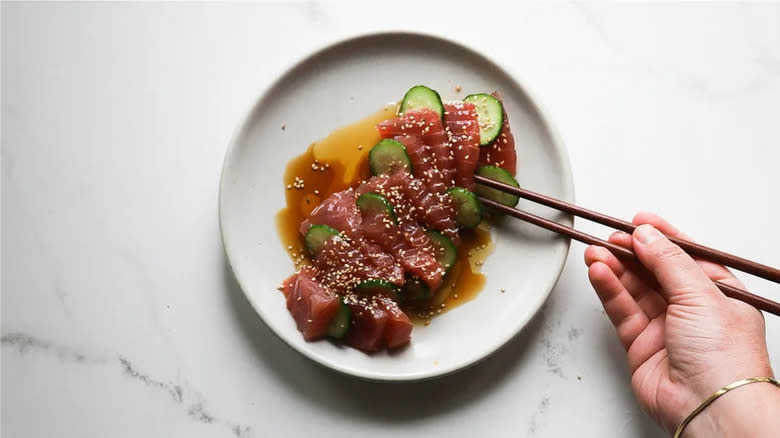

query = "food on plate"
[[276, 85, 520, 353]]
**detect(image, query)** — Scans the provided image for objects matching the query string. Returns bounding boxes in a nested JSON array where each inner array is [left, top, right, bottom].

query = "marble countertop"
[[2, 3, 778, 437]]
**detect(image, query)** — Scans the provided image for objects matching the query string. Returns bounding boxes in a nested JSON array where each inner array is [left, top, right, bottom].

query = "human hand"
[[584, 212, 779, 436]]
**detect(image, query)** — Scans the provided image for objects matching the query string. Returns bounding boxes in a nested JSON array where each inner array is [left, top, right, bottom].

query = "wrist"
[[683, 379, 780, 438]]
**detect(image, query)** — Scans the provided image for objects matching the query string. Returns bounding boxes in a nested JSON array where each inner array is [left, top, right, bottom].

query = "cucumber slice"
[[399, 85, 444, 118], [400, 277, 431, 304], [369, 139, 412, 176], [326, 298, 351, 339], [463, 93, 504, 146], [426, 231, 457, 273], [474, 166, 520, 208], [304, 224, 341, 256], [355, 279, 400, 301], [356, 192, 398, 223], [446, 187, 483, 229]]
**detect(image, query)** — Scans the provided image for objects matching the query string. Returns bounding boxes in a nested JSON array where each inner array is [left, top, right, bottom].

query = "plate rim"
[[218, 30, 575, 381]]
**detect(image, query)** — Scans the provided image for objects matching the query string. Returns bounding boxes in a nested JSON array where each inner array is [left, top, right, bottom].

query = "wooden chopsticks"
[[473, 175, 780, 317]]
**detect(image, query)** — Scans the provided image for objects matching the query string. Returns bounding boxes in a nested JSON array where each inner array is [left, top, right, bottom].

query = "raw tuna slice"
[[356, 170, 459, 244], [393, 135, 434, 184], [314, 237, 404, 290], [377, 109, 454, 192], [477, 92, 517, 175], [344, 297, 388, 353], [282, 267, 340, 341], [444, 102, 481, 190], [375, 296, 412, 349], [359, 201, 445, 290], [299, 189, 360, 237], [357, 240, 405, 286], [399, 220, 436, 254], [301, 189, 404, 287], [402, 182, 459, 244]]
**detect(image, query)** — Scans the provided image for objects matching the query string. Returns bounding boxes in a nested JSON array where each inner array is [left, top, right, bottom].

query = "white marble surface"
[[2, 2, 778, 437]]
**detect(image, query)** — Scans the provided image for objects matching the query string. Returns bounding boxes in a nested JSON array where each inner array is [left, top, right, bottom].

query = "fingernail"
[[609, 231, 630, 240], [634, 224, 662, 245]]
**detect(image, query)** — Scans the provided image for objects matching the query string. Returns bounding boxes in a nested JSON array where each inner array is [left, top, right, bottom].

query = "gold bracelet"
[[673, 376, 780, 438]]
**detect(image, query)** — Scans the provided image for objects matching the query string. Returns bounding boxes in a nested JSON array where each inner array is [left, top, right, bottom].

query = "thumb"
[[632, 224, 720, 305]]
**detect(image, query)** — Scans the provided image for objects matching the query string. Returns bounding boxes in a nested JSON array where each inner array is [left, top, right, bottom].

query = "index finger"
[[632, 212, 743, 288]]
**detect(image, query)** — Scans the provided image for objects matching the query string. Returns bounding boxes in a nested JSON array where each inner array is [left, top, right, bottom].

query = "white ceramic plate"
[[220, 32, 574, 381]]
